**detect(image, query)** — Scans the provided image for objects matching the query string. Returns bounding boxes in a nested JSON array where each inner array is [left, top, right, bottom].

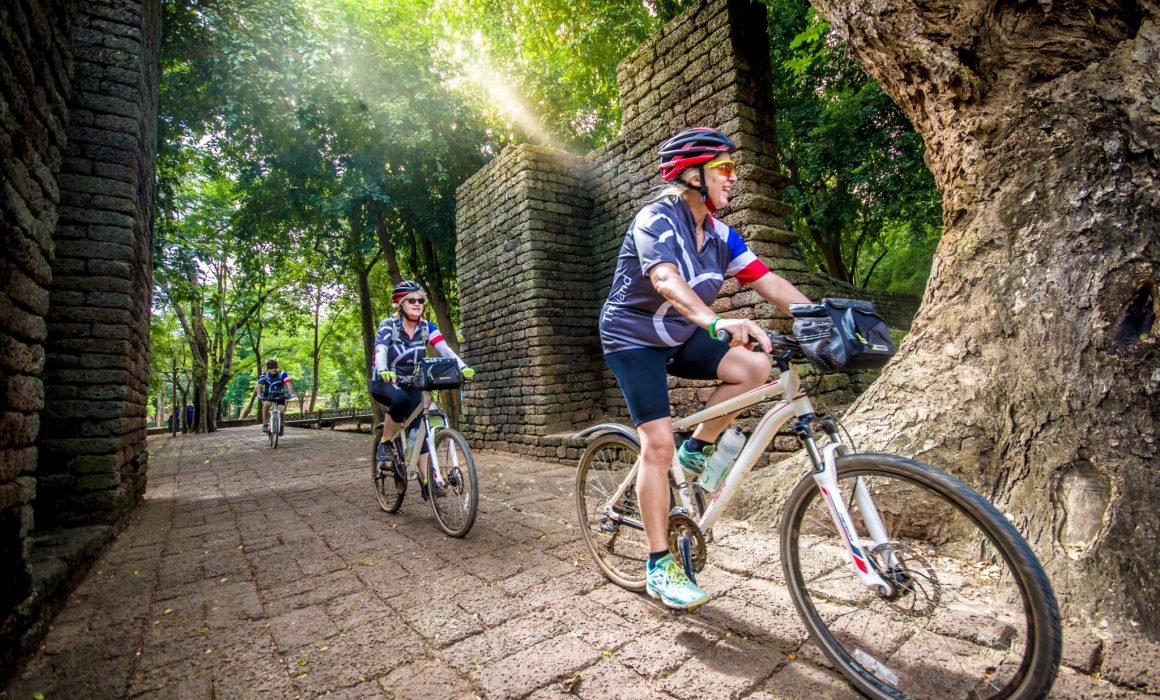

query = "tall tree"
[[766, 0, 942, 288], [793, 0, 1160, 630]]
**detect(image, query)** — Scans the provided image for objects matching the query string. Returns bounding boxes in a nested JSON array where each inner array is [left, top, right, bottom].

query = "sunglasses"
[[706, 159, 736, 177], [402, 297, 426, 305]]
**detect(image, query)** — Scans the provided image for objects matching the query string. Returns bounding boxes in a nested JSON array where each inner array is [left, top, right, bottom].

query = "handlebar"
[[716, 329, 804, 368]]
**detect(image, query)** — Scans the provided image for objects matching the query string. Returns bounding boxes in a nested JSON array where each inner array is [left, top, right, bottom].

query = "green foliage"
[[765, 0, 942, 290], [433, 0, 679, 152]]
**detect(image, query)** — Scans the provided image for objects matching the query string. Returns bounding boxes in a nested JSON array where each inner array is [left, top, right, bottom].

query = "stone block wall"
[[36, 0, 159, 526], [458, 146, 604, 458], [0, 0, 159, 677], [0, 0, 78, 630]]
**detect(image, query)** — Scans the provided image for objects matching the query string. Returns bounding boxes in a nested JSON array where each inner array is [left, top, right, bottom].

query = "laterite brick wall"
[[0, 0, 159, 675]]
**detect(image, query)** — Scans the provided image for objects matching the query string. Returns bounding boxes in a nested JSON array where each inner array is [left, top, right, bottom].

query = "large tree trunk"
[[310, 286, 322, 413], [758, 0, 1159, 631], [356, 258, 384, 425]]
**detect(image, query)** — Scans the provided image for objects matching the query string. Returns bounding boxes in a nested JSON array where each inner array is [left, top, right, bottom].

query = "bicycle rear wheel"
[[429, 428, 479, 537], [372, 425, 405, 513], [576, 433, 651, 591], [781, 453, 1061, 699]]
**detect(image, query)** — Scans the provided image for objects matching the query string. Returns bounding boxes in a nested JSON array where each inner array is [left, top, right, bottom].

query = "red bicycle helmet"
[[658, 127, 735, 182], [391, 280, 423, 304]]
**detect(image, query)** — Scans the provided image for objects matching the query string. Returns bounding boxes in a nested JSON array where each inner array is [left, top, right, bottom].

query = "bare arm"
[[747, 271, 810, 314], [648, 263, 717, 330], [648, 263, 771, 351]]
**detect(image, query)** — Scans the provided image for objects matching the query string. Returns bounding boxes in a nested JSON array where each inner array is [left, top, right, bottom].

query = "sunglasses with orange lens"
[[707, 159, 736, 177]]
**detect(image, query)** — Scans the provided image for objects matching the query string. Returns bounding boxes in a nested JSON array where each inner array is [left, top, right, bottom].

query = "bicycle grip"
[[716, 330, 732, 343]]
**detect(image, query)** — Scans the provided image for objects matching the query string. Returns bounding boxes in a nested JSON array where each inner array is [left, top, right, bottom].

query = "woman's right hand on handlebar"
[[379, 370, 397, 384], [713, 317, 773, 353]]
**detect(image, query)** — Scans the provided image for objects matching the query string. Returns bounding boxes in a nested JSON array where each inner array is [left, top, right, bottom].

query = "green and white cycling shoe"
[[646, 553, 708, 611], [677, 441, 711, 476]]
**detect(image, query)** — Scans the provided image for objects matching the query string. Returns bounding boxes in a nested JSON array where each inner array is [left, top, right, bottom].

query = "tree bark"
[[239, 322, 262, 420], [310, 286, 322, 413], [755, 0, 1160, 632], [356, 256, 384, 425]]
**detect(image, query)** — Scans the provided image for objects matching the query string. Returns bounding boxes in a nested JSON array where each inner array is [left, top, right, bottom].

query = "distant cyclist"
[[600, 126, 812, 611], [370, 280, 474, 497], [256, 359, 294, 434]]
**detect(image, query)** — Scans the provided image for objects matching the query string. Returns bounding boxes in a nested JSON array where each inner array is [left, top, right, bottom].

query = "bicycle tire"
[[429, 428, 479, 537], [781, 453, 1061, 699], [372, 424, 405, 513], [576, 433, 653, 591], [271, 412, 280, 448]]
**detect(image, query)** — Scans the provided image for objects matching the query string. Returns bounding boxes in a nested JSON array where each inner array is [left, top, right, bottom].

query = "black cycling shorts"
[[368, 380, 430, 455], [604, 330, 729, 426]]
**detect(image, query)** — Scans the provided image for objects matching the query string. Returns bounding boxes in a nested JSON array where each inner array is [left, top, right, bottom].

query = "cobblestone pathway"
[[3, 429, 1156, 699]]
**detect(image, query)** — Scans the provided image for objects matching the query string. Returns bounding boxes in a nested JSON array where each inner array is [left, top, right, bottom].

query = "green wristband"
[[708, 316, 723, 339]]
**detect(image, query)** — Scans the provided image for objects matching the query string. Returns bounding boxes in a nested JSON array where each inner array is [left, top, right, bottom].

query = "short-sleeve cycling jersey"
[[258, 370, 289, 398], [373, 316, 446, 379], [599, 195, 769, 353]]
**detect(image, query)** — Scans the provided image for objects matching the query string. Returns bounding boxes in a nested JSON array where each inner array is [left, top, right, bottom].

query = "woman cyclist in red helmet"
[[370, 280, 473, 498], [600, 126, 811, 611]]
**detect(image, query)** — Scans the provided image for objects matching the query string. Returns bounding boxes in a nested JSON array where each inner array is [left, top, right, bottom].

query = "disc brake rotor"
[[868, 541, 941, 617]]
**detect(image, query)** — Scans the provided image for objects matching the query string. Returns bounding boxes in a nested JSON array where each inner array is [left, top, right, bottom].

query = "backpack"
[[382, 317, 429, 347]]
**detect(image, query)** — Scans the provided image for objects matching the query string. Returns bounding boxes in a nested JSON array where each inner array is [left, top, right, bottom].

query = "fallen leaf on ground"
[[560, 672, 581, 693]]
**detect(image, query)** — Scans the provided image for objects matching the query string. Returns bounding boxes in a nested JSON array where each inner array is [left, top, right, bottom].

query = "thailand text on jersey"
[[599, 195, 768, 353]]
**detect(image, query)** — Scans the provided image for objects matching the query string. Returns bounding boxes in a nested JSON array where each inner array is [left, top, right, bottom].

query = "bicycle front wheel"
[[781, 453, 1061, 700], [372, 425, 405, 513], [430, 429, 478, 537], [271, 412, 280, 448], [576, 433, 650, 591]]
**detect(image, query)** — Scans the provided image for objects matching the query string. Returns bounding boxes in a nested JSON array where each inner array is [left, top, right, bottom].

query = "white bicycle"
[[265, 395, 290, 448], [372, 370, 479, 538], [575, 329, 1061, 699]]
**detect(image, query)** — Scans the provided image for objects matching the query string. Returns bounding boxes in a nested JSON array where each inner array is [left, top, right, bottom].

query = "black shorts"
[[369, 380, 423, 426], [604, 331, 729, 426], [369, 380, 430, 454]]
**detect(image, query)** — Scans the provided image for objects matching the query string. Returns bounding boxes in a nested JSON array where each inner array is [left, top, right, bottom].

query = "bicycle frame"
[[591, 364, 896, 595], [385, 392, 457, 489], [267, 401, 286, 431]]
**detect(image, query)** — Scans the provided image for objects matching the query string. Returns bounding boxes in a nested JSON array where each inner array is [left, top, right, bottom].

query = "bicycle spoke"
[[576, 434, 649, 591]]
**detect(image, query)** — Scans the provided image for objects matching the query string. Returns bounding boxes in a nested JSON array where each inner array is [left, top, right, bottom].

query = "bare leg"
[[261, 401, 270, 430], [637, 417, 676, 553], [691, 347, 771, 443]]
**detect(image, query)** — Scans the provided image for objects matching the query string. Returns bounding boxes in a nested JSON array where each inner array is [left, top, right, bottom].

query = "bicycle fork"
[[420, 424, 450, 489], [806, 438, 898, 597]]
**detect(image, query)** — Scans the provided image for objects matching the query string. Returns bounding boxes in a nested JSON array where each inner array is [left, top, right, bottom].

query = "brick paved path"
[[3, 428, 1154, 699]]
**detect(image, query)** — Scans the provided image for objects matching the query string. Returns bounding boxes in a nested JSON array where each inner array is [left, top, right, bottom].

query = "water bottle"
[[406, 427, 419, 451], [700, 428, 746, 492]]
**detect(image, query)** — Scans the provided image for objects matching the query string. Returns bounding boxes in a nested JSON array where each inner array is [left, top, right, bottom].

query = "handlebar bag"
[[821, 298, 896, 370], [414, 357, 463, 390]]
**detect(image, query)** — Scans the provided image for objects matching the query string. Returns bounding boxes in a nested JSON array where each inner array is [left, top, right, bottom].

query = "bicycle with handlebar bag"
[[574, 299, 1061, 699], [372, 357, 479, 537]]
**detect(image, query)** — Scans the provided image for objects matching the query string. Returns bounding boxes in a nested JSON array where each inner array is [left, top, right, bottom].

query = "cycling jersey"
[[258, 370, 289, 398], [599, 195, 769, 353], [372, 315, 464, 380]]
